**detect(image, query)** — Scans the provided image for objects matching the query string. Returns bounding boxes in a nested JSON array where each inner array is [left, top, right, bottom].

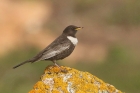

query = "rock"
[[29, 66, 123, 93]]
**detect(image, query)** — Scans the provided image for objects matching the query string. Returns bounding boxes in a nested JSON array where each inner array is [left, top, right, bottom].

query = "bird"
[[13, 25, 83, 69]]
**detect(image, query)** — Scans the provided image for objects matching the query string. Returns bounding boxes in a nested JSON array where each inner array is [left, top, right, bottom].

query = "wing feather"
[[39, 44, 70, 60], [30, 35, 71, 62]]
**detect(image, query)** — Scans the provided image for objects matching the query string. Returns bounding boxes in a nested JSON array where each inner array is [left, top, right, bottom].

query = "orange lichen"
[[29, 66, 124, 93]]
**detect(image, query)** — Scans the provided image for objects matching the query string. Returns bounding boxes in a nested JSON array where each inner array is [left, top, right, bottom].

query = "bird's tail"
[[13, 60, 31, 69]]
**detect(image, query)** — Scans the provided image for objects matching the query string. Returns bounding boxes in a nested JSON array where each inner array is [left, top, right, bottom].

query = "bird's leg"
[[52, 60, 67, 72], [52, 60, 61, 68]]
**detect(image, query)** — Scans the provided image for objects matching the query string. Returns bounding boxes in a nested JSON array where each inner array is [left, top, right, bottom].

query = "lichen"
[[29, 66, 123, 93]]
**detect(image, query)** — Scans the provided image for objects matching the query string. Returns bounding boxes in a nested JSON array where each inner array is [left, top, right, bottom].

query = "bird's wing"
[[30, 35, 71, 62], [40, 43, 70, 60]]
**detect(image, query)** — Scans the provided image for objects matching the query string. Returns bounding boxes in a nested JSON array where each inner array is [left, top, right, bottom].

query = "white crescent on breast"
[[67, 36, 78, 46]]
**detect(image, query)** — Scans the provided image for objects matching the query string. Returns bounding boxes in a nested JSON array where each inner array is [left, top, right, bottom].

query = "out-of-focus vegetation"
[[0, 0, 140, 93]]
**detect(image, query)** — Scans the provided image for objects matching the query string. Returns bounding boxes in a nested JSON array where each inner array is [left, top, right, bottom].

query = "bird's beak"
[[75, 27, 83, 31]]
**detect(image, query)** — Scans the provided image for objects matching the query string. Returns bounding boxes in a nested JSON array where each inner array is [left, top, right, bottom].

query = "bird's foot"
[[55, 65, 68, 73], [60, 67, 68, 73]]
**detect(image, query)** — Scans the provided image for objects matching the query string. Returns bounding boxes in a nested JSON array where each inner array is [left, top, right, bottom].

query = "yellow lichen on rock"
[[29, 66, 123, 93]]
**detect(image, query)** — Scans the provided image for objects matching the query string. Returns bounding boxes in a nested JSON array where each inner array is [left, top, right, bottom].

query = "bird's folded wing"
[[30, 35, 70, 62], [40, 45, 70, 60], [39, 43, 70, 60]]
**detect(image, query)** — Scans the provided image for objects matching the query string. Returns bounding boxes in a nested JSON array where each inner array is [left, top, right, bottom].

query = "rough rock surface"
[[29, 66, 123, 93]]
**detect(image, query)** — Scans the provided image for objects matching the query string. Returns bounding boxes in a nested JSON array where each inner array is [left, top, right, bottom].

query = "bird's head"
[[63, 25, 83, 37]]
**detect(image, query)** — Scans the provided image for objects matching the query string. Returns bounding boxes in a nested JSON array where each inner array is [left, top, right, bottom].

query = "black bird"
[[13, 25, 83, 69]]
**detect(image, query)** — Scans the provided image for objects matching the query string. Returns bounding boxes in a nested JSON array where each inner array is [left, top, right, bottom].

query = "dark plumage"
[[13, 25, 83, 69]]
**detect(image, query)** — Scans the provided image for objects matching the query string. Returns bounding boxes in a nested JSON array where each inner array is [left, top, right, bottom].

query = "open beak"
[[75, 27, 83, 31]]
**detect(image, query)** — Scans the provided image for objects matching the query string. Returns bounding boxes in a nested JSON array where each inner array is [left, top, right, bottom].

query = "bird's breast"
[[67, 36, 78, 46]]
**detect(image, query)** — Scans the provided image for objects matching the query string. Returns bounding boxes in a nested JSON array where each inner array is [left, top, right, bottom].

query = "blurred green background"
[[0, 0, 140, 93]]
